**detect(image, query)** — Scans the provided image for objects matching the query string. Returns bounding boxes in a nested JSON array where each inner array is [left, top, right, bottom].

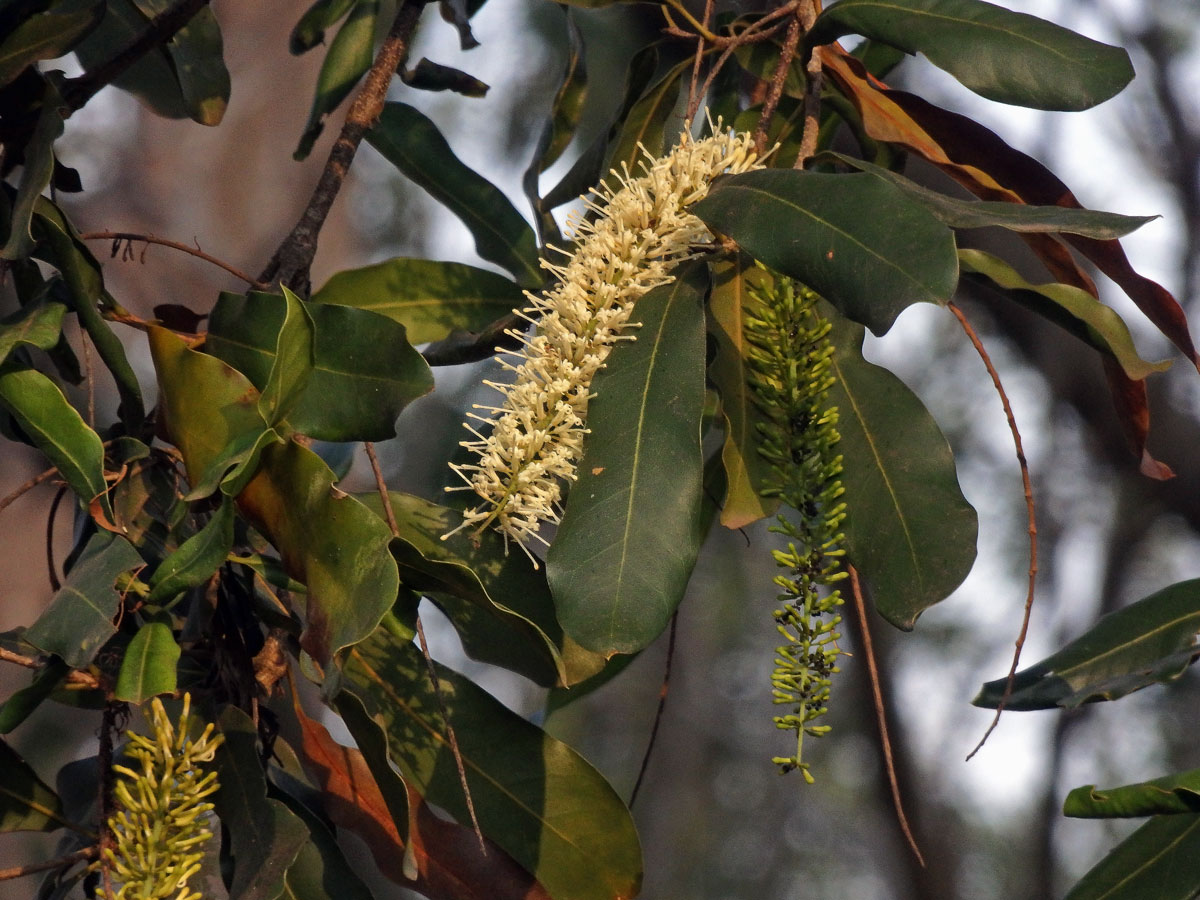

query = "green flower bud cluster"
[[101, 694, 223, 899], [744, 272, 848, 782]]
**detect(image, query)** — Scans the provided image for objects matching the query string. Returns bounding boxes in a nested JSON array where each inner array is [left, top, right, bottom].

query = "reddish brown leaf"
[[294, 704, 552, 900], [1101, 357, 1174, 481]]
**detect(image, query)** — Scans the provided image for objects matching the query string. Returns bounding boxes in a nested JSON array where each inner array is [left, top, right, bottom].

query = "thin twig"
[[950, 302, 1038, 761], [753, 8, 803, 156], [421, 312, 525, 366], [363, 440, 485, 850], [260, 1, 424, 295], [79, 232, 268, 290], [0, 846, 98, 882], [61, 0, 210, 113], [46, 485, 67, 592], [629, 611, 680, 808], [684, 0, 716, 124], [0, 464, 61, 514], [848, 564, 924, 866], [794, 3, 825, 168], [0, 647, 101, 688], [83, 335, 95, 427]]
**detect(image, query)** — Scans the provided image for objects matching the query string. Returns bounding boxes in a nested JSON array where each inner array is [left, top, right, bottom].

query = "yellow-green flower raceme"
[[445, 123, 765, 561]]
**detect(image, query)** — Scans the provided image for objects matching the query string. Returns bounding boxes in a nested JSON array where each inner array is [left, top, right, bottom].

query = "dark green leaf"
[[0, 368, 108, 510], [289, 0, 356, 54], [342, 627, 643, 900], [808, 0, 1134, 111], [603, 56, 690, 174], [708, 256, 780, 529], [402, 58, 489, 97], [295, 0, 378, 160], [824, 152, 1157, 239], [0, 739, 70, 832], [826, 308, 977, 628], [694, 169, 959, 335], [213, 707, 309, 900], [0, 300, 66, 366], [1062, 814, 1200, 900], [1065, 768, 1200, 819], [258, 286, 315, 426], [548, 266, 710, 655], [30, 201, 144, 429], [960, 249, 1170, 382], [113, 622, 180, 702], [0, 0, 104, 88], [207, 291, 433, 442], [367, 103, 543, 288], [311, 258, 525, 345], [1, 79, 65, 260], [237, 440, 399, 667], [277, 799, 376, 900], [152, 1, 229, 125], [535, 15, 586, 174], [0, 657, 69, 734], [148, 325, 275, 498], [148, 496, 234, 605], [25, 533, 142, 668], [974, 579, 1200, 710]]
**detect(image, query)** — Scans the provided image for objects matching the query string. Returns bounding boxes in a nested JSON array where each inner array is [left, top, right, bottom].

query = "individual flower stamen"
[[446, 123, 765, 560]]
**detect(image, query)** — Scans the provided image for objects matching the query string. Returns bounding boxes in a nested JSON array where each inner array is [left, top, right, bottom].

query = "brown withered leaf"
[[294, 703, 552, 900], [1102, 357, 1174, 481]]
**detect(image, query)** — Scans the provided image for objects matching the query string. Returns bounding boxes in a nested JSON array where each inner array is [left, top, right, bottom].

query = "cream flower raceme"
[[446, 124, 764, 560]]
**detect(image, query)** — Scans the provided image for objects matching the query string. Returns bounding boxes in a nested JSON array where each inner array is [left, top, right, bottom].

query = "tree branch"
[[0, 846, 97, 882], [80, 231, 267, 290], [260, 1, 425, 296]]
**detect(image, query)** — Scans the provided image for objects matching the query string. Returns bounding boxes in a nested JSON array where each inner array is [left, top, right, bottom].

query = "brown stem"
[[363, 440, 484, 849], [79, 231, 267, 290], [794, 3, 825, 168], [683, 0, 716, 124], [61, 0, 210, 114], [629, 610, 680, 808], [260, 1, 425, 295], [848, 564, 924, 866], [0, 464, 61, 514], [0, 647, 101, 688], [420, 311, 524, 366], [0, 846, 98, 882], [950, 302, 1038, 761], [97, 701, 122, 899], [753, 8, 804, 156]]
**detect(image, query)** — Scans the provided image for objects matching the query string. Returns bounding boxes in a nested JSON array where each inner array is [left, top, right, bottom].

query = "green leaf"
[[0, 0, 104, 88], [275, 791, 376, 900], [808, 0, 1134, 111], [367, 103, 544, 288], [548, 266, 709, 656], [974, 579, 1200, 710], [708, 256, 780, 529], [826, 308, 977, 628], [604, 56, 690, 174], [311, 258, 525, 345], [113, 622, 180, 702], [213, 707, 310, 900], [1065, 768, 1200, 819], [1062, 814, 1200, 900], [294, 0, 378, 160], [0, 368, 108, 508], [152, 1, 229, 125], [960, 249, 1170, 382], [693, 169, 959, 335], [206, 291, 433, 443], [147, 497, 235, 605], [402, 58, 490, 97], [0, 657, 69, 734], [25, 533, 142, 668], [258, 286, 316, 426], [823, 152, 1157, 240], [534, 15, 587, 174], [358, 491, 605, 687], [1, 79, 65, 261], [290, 0, 356, 53], [30, 200, 144, 429], [0, 739, 70, 832], [0, 300, 66, 366], [237, 440, 399, 667], [148, 325, 275, 498], [342, 626, 643, 900]]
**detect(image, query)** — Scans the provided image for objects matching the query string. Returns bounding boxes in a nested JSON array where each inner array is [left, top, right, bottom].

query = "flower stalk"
[[446, 124, 765, 559]]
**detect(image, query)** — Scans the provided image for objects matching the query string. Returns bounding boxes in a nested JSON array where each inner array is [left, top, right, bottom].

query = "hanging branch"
[[259, 1, 424, 296], [79, 232, 268, 290], [629, 611, 680, 808], [949, 303, 1039, 761], [61, 0, 211, 114]]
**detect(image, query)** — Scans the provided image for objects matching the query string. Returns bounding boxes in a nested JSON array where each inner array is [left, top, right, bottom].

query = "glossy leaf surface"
[[147, 496, 235, 605], [1065, 768, 1200, 819], [25, 533, 141, 668], [343, 626, 643, 900], [826, 309, 977, 628], [974, 579, 1200, 710], [0, 301, 66, 366], [368, 103, 543, 288], [809, 0, 1133, 111], [113, 622, 180, 702], [694, 168, 958, 335], [0, 739, 68, 833], [312, 258, 525, 345], [548, 267, 709, 655], [1062, 814, 1200, 900]]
